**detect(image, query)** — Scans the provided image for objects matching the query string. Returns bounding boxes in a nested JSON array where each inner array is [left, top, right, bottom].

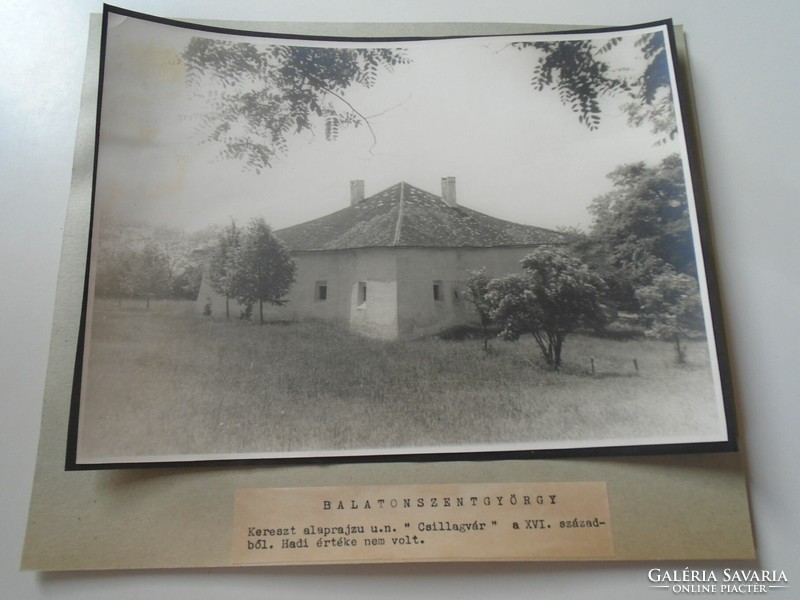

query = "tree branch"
[[305, 74, 378, 154]]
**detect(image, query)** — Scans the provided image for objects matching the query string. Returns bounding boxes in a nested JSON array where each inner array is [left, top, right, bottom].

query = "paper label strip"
[[232, 482, 613, 564]]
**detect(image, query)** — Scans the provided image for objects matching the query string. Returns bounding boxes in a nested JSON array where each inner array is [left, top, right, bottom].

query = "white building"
[[197, 178, 563, 339]]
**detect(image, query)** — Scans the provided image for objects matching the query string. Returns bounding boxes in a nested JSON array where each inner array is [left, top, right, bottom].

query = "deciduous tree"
[[171, 263, 203, 300], [487, 248, 606, 369], [635, 268, 704, 364], [123, 242, 173, 309], [573, 153, 694, 312], [463, 268, 494, 352], [234, 218, 296, 323], [590, 154, 693, 275], [94, 246, 133, 305], [207, 221, 242, 318]]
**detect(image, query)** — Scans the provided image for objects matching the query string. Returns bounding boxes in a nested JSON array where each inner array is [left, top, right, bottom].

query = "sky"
[[94, 13, 686, 235]]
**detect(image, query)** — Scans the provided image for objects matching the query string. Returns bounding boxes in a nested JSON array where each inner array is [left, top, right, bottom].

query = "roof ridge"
[[365, 181, 404, 201], [273, 180, 565, 251], [392, 182, 405, 246]]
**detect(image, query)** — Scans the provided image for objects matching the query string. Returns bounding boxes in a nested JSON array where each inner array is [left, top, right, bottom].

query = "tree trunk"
[[225, 296, 230, 319], [532, 331, 550, 366], [674, 334, 685, 364], [553, 334, 564, 370], [259, 299, 264, 324], [544, 333, 558, 369]]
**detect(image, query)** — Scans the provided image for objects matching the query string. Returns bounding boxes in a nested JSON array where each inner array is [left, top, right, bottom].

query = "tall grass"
[[78, 299, 721, 460]]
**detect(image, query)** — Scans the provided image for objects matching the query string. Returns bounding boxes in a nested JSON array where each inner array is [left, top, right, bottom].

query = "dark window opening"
[[316, 282, 327, 301], [433, 281, 443, 302]]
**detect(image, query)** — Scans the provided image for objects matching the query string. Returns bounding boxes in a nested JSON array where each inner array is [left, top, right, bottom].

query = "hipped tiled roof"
[[275, 182, 563, 251]]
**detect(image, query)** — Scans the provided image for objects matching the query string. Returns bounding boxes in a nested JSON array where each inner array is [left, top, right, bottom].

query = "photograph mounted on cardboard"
[[67, 7, 736, 468]]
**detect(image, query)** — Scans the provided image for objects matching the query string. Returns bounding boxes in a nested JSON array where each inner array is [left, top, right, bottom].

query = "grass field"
[[77, 299, 724, 461]]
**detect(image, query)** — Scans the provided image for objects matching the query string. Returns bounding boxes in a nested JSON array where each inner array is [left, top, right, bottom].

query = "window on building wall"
[[358, 281, 367, 305], [315, 281, 327, 301], [433, 281, 443, 302]]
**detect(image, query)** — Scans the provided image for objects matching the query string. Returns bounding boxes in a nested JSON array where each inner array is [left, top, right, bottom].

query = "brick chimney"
[[441, 176, 457, 207], [350, 180, 365, 206]]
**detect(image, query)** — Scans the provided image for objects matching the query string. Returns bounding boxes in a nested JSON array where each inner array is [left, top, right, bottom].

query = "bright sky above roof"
[[95, 13, 684, 234]]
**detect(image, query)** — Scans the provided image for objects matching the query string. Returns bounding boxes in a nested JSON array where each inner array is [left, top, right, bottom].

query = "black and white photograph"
[[70, 7, 735, 467]]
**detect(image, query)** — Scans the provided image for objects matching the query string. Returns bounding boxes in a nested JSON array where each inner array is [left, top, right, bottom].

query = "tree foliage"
[[463, 268, 494, 351], [514, 32, 676, 138], [170, 262, 203, 300], [94, 246, 133, 302], [519, 39, 629, 130], [182, 40, 410, 171], [486, 248, 607, 369], [635, 268, 704, 363], [121, 242, 173, 309], [233, 218, 297, 323], [622, 33, 674, 139], [562, 154, 707, 360], [93, 224, 210, 306], [207, 221, 242, 319], [579, 153, 694, 311], [590, 154, 693, 274]]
